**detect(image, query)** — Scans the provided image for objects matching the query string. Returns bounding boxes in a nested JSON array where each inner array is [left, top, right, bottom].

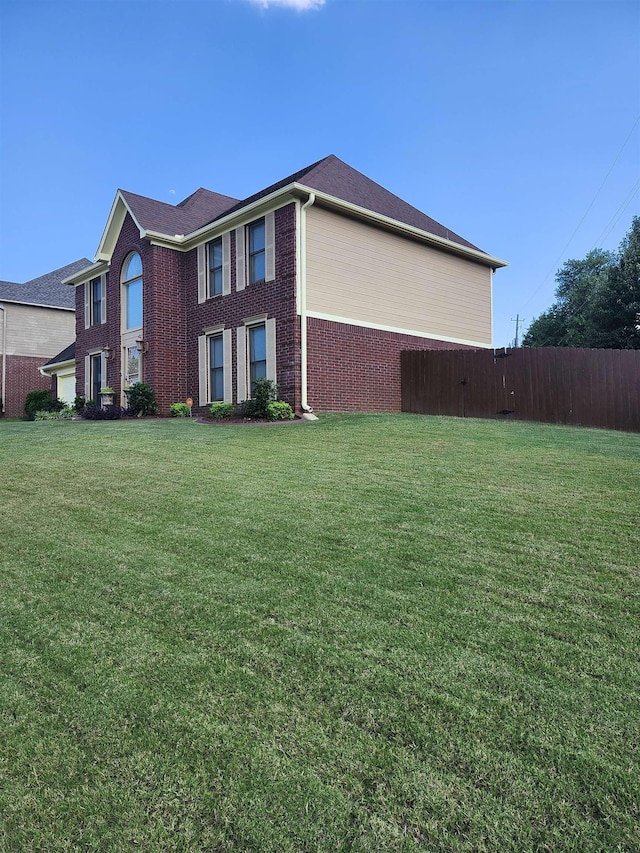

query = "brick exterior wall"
[[3, 355, 51, 417], [186, 203, 299, 416], [76, 205, 298, 416], [306, 318, 472, 412]]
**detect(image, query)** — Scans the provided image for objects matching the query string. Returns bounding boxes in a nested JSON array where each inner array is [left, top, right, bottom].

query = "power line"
[[593, 177, 640, 247], [519, 114, 640, 313]]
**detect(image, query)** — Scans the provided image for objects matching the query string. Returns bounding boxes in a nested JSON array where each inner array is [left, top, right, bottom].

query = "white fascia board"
[[62, 260, 109, 287], [39, 358, 75, 377], [94, 191, 146, 261], [305, 310, 492, 349], [0, 299, 74, 311], [298, 186, 508, 269]]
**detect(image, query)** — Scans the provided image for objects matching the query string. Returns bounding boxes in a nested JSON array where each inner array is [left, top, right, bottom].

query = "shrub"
[[81, 405, 130, 420], [210, 402, 234, 420], [34, 407, 75, 421], [241, 378, 278, 419], [127, 382, 158, 417], [73, 395, 88, 413], [24, 390, 63, 421], [170, 402, 191, 418], [267, 401, 294, 421]]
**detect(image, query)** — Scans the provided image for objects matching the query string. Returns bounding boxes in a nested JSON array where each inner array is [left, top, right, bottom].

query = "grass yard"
[[1, 413, 638, 852]]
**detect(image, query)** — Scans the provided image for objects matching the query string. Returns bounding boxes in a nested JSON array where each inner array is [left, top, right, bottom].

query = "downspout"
[[0, 305, 6, 414], [300, 192, 315, 413]]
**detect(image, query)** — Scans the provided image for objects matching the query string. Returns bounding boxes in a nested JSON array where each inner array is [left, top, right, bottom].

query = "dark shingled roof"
[[43, 342, 75, 366], [209, 155, 481, 251], [0, 259, 90, 309], [120, 187, 240, 236], [117, 156, 481, 252]]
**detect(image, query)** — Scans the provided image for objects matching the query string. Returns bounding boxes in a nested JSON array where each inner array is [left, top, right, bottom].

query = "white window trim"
[[198, 233, 231, 303], [198, 327, 232, 406], [237, 316, 276, 401], [235, 211, 275, 292], [84, 274, 107, 329], [84, 349, 107, 401]]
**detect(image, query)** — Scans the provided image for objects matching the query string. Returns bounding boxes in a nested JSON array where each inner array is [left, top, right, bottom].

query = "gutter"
[[299, 193, 316, 414], [0, 304, 5, 414]]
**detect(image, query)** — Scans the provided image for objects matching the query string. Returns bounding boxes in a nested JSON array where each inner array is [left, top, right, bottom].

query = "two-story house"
[[64, 155, 506, 414], [0, 260, 89, 417]]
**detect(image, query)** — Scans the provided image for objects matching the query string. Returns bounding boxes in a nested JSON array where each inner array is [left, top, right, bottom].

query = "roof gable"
[[296, 155, 481, 251]]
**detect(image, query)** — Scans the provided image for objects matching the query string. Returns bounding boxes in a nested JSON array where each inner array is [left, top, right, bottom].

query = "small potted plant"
[[100, 387, 115, 407]]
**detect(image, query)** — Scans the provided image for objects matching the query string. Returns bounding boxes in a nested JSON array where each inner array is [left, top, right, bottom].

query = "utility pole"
[[510, 314, 524, 348]]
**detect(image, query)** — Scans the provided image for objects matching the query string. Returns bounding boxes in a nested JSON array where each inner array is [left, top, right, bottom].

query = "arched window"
[[122, 252, 142, 330]]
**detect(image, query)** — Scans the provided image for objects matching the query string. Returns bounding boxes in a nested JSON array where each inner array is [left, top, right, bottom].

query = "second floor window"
[[90, 277, 102, 326], [208, 237, 223, 298], [122, 252, 143, 330], [248, 220, 265, 284]]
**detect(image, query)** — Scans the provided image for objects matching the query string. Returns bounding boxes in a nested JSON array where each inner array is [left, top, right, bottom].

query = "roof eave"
[[0, 298, 74, 310], [295, 185, 508, 269], [62, 260, 109, 287], [40, 358, 75, 376]]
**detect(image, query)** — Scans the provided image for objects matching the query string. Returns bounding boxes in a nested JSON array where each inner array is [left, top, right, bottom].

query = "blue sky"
[[1, 0, 638, 346]]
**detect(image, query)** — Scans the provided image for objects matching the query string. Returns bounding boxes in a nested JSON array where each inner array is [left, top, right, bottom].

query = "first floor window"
[[90, 353, 102, 403], [209, 334, 224, 402], [199, 328, 231, 406], [125, 346, 140, 385], [248, 324, 267, 392], [208, 237, 223, 297]]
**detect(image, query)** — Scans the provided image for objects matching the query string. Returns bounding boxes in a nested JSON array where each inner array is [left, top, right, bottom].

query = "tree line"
[[523, 216, 640, 349]]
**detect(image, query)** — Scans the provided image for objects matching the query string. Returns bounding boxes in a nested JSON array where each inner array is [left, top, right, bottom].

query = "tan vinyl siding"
[[305, 207, 492, 346], [1, 303, 75, 358]]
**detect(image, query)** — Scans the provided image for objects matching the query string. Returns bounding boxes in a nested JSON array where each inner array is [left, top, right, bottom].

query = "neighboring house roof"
[[43, 342, 75, 367], [0, 259, 90, 309], [120, 187, 240, 236], [217, 155, 481, 251]]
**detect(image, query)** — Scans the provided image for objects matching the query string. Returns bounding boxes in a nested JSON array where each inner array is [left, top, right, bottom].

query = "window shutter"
[[236, 329, 247, 402], [100, 274, 107, 324], [223, 328, 232, 404], [84, 283, 90, 329], [235, 227, 245, 291], [266, 317, 276, 382], [198, 334, 207, 406], [265, 211, 275, 282], [197, 245, 207, 304], [222, 232, 231, 296], [84, 355, 90, 398]]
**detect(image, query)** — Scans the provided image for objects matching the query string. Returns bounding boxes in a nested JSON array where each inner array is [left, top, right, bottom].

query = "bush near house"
[[127, 382, 158, 417], [170, 403, 191, 418], [209, 402, 234, 419], [24, 389, 63, 421], [241, 378, 294, 420]]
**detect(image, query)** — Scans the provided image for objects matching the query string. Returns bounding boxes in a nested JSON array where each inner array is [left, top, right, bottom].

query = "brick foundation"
[[306, 318, 472, 412]]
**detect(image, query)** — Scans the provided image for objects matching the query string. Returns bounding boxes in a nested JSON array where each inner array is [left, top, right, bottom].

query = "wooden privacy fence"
[[401, 347, 640, 433]]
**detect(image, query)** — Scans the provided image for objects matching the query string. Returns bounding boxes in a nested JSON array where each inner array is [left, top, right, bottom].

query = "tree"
[[522, 217, 640, 349]]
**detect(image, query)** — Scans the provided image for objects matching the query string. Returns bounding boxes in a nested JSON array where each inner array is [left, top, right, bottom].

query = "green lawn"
[[1, 413, 638, 852]]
